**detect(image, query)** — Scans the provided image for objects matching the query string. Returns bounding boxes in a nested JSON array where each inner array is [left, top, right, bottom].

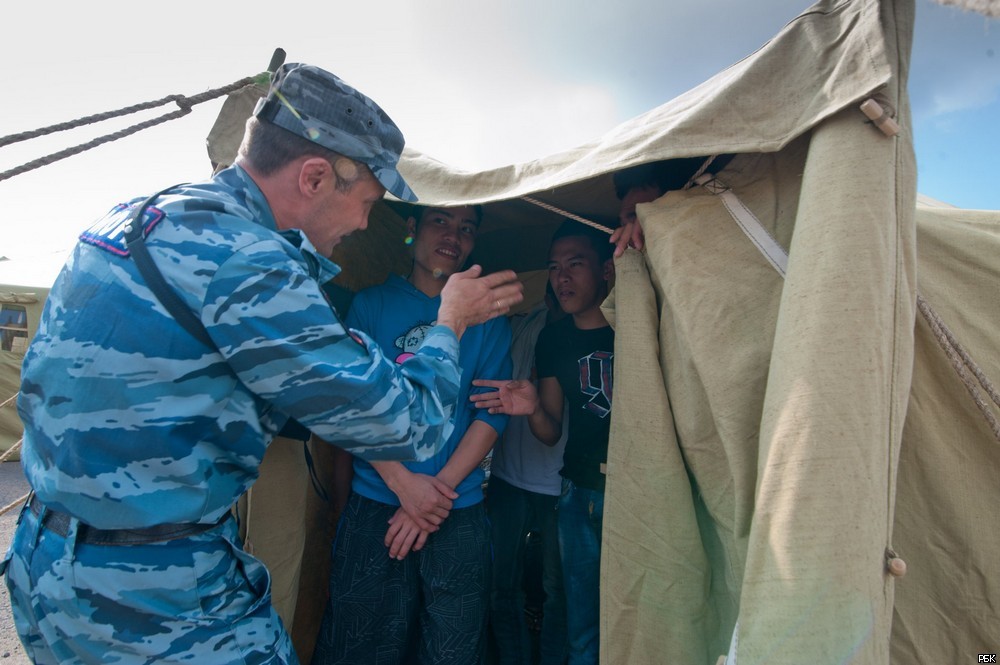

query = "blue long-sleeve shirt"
[[347, 274, 512, 508]]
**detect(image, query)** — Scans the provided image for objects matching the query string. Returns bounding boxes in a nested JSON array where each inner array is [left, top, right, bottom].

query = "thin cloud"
[[911, 0, 1000, 120]]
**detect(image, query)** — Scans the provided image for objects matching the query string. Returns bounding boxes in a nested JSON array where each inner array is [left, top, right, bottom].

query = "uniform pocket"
[[191, 518, 272, 620]]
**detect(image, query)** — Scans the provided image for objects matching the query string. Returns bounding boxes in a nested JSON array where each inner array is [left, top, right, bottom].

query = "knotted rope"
[[917, 294, 1000, 442], [520, 196, 614, 234], [0, 72, 271, 183]]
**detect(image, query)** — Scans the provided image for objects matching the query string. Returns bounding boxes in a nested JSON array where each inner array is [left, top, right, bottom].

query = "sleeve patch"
[[80, 204, 166, 256]]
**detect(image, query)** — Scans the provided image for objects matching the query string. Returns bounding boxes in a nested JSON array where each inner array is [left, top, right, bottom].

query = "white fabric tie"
[[695, 173, 788, 277]]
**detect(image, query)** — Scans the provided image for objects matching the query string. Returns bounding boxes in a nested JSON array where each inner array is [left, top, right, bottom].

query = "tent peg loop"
[[885, 548, 907, 578], [860, 98, 900, 138]]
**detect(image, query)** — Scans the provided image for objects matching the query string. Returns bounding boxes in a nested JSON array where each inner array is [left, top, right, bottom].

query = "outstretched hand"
[[469, 379, 539, 416], [437, 266, 524, 339]]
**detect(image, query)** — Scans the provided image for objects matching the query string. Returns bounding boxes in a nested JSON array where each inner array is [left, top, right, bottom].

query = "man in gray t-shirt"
[[486, 299, 568, 665]]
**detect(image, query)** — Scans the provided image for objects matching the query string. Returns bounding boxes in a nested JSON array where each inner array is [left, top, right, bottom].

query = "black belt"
[[29, 494, 230, 546]]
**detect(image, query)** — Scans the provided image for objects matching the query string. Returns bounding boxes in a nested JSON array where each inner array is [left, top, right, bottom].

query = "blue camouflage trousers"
[[3, 502, 296, 664]]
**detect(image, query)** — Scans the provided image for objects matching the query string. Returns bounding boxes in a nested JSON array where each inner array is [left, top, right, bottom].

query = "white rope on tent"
[[683, 155, 720, 190], [697, 177, 1000, 445], [0, 438, 22, 465], [0, 390, 26, 515], [0, 391, 21, 461], [0, 390, 27, 516], [520, 196, 614, 235], [521, 155, 722, 235], [0, 391, 22, 462], [0, 490, 29, 518], [916, 294, 1000, 441]]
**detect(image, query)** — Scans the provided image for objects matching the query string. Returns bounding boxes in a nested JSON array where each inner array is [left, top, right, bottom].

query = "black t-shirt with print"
[[535, 316, 614, 492]]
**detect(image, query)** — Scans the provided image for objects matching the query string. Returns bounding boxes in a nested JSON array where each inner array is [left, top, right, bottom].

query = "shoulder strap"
[[123, 185, 214, 348], [123, 184, 313, 443]]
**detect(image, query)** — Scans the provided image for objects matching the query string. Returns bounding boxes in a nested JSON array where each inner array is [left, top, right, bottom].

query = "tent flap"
[[397, 0, 894, 207]]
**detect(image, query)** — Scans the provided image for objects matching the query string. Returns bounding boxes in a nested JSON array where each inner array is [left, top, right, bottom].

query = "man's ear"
[[298, 157, 332, 197], [602, 258, 615, 281]]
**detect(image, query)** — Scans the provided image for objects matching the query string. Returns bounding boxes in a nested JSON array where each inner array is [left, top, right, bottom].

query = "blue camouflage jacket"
[[17, 164, 459, 529]]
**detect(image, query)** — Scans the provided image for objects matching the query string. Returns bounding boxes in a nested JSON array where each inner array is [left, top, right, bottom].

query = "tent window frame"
[[0, 304, 29, 353]]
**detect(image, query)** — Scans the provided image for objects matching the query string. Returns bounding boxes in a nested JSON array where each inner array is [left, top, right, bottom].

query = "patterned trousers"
[[3, 501, 296, 664], [311, 493, 491, 665]]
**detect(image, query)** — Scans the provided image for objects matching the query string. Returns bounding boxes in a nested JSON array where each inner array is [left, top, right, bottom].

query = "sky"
[[0, 0, 997, 263]]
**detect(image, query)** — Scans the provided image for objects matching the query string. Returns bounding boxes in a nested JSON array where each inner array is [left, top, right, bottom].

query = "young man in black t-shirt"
[[472, 220, 615, 665]]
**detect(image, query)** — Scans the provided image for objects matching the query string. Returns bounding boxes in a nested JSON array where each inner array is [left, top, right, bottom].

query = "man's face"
[[409, 206, 479, 280], [547, 236, 609, 316], [619, 184, 663, 228], [302, 174, 386, 256]]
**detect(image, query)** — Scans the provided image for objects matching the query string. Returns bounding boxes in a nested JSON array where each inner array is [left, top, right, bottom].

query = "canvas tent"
[[208, 0, 998, 662], [0, 285, 39, 458], [0, 0, 991, 660]]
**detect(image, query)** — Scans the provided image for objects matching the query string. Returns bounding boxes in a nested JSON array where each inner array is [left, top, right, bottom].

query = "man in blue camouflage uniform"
[[2, 63, 523, 665]]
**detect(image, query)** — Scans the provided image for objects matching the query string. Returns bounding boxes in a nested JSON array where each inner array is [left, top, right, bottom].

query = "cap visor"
[[374, 166, 418, 202]]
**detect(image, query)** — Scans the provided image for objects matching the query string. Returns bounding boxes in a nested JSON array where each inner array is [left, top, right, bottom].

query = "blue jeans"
[[557, 479, 604, 665], [487, 475, 567, 665]]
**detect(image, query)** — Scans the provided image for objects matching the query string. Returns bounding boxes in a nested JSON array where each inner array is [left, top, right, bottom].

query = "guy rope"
[[0, 392, 25, 516], [0, 49, 286, 183], [0, 49, 287, 516]]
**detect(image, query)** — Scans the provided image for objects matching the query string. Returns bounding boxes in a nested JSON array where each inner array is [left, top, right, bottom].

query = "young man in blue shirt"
[[312, 205, 513, 665]]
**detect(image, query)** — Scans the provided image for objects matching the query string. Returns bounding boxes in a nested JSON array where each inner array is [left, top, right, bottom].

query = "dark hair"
[[411, 204, 485, 227], [239, 117, 369, 193], [549, 219, 613, 264], [612, 157, 712, 200]]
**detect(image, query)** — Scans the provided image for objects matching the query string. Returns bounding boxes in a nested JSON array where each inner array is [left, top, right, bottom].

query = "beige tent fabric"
[[236, 436, 310, 633], [891, 206, 1000, 663], [602, 0, 916, 662], [303, 0, 901, 316], [206, 83, 267, 170], [606, 107, 917, 665]]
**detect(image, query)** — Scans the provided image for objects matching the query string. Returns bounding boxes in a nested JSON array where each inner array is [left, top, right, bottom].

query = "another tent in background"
[[0, 252, 68, 457]]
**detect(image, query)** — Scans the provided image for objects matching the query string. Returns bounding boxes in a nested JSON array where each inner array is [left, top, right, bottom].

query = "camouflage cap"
[[253, 63, 417, 202]]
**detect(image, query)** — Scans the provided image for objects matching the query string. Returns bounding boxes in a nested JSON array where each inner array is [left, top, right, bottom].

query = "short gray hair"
[[239, 117, 371, 193]]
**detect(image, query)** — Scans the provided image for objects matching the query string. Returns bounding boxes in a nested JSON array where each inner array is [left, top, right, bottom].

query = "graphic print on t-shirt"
[[578, 350, 613, 418], [393, 321, 435, 363]]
